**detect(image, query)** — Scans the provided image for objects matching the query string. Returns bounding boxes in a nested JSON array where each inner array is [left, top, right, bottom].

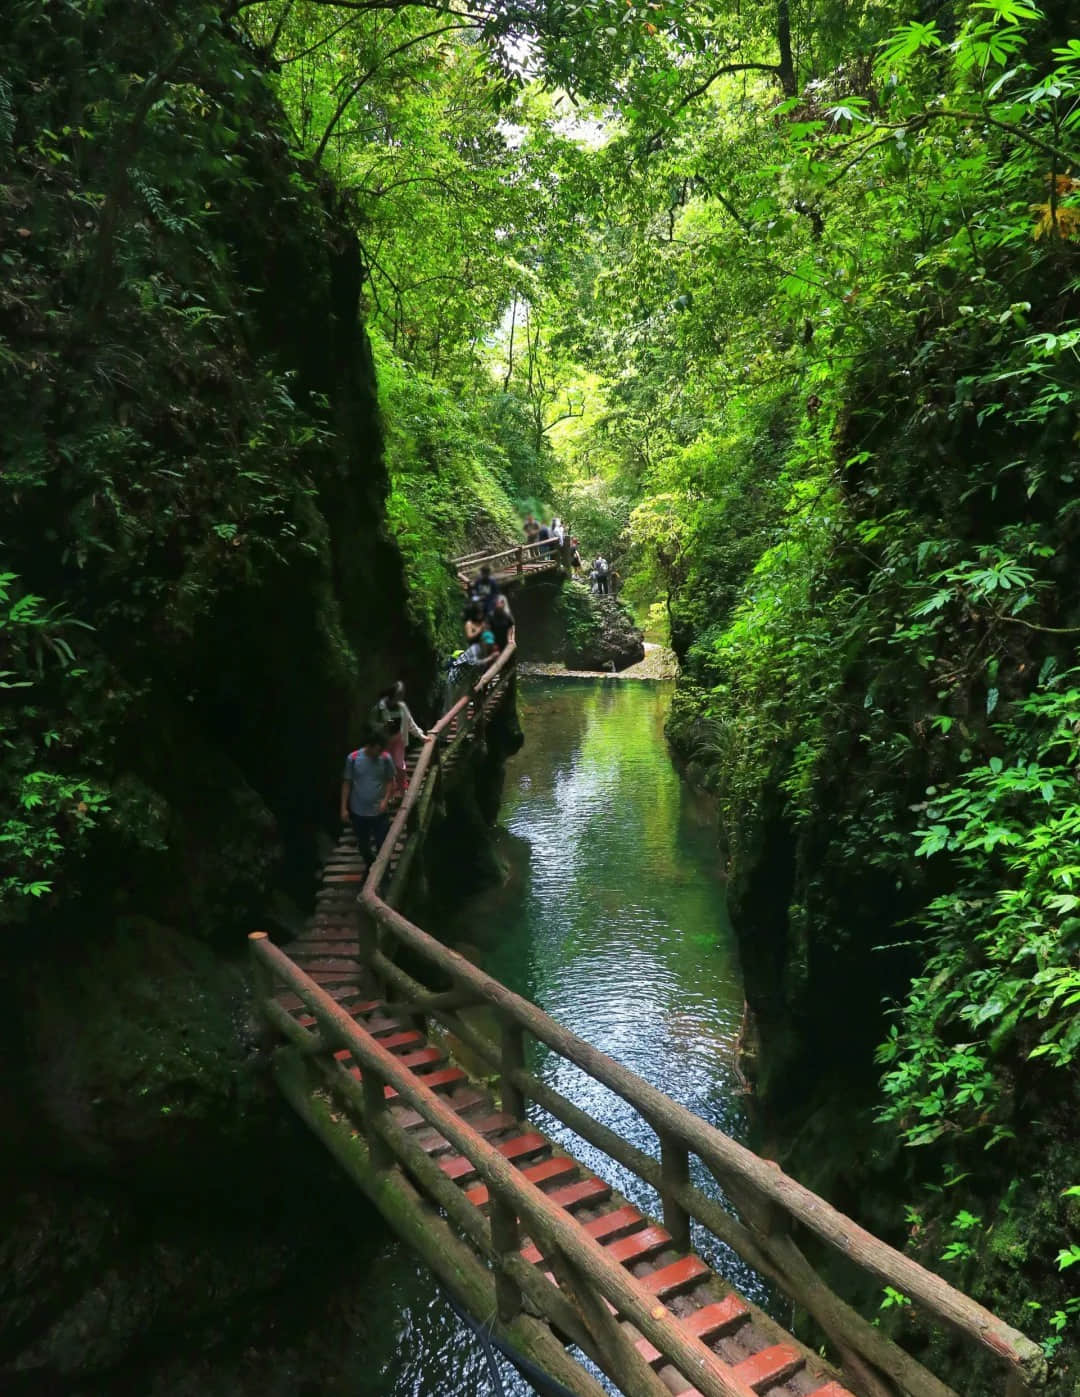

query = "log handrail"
[[452, 537, 555, 571], [249, 932, 762, 1397], [350, 640, 1045, 1394]]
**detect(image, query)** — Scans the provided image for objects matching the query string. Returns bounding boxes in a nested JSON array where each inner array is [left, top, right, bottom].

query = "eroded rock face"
[[566, 596, 646, 672]]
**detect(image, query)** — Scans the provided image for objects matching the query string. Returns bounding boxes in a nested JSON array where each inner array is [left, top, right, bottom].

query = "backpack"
[[371, 700, 398, 741]]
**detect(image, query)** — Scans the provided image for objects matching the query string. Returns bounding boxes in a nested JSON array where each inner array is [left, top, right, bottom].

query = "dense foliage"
[[1, 1, 424, 937], [7, 0, 1080, 1385]]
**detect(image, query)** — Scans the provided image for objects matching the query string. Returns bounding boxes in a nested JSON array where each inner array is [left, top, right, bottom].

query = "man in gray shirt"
[[340, 732, 396, 864]]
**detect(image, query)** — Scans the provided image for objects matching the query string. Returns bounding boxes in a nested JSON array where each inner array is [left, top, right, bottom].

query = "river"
[[339, 676, 768, 1395]]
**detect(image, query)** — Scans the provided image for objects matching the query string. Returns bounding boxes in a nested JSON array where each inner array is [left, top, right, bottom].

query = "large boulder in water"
[[559, 585, 645, 672]]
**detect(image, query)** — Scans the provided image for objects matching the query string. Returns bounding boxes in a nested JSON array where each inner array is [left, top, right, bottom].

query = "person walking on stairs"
[[372, 680, 427, 795], [340, 732, 396, 865]]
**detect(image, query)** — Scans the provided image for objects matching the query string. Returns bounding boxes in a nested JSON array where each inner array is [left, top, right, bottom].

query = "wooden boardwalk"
[[250, 570, 1045, 1397], [274, 833, 854, 1397]]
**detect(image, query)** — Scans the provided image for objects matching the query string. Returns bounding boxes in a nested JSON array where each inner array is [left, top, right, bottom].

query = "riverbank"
[[518, 641, 678, 681]]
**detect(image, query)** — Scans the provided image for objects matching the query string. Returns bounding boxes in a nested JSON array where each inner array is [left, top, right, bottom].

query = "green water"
[[340, 678, 765, 1396]]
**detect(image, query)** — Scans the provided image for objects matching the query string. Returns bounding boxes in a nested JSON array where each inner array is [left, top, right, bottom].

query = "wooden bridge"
[[452, 537, 573, 590], [248, 638, 1045, 1397]]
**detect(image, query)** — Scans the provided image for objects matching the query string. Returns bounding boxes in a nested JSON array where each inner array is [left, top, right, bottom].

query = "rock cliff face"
[[565, 595, 646, 672], [1, 6, 440, 1389], [511, 578, 645, 671]]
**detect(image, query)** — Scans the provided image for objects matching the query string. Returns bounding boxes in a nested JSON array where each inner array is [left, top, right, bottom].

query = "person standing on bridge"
[[373, 681, 427, 795], [470, 564, 499, 617], [340, 733, 396, 865], [490, 594, 515, 651]]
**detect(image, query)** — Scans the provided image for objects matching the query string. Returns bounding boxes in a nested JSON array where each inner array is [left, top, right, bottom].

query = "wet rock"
[[565, 594, 645, 672]]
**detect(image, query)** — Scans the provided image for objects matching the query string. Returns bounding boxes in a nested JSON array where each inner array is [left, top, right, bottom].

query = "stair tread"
[[464, 1155, 576, 1208], [544, 1178, 610, 1210], [640, 1255, 710, 1298], [730, 1344, 803, 1391], [604, 1225, 671, 1265]]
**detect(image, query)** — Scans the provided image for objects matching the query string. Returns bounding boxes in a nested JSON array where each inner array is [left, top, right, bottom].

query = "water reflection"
[[346, 679, 764, 1395]]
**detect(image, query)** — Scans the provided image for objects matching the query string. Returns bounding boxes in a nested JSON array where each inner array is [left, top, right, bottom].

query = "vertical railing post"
[[500, 1016, 527, 1120], [362, 1064, 394, 1171], [490, 1195, 523, 1322], [516, 545, 524, 576], [249, 931, 273, 1014], [659, 1134, 692, 1253]]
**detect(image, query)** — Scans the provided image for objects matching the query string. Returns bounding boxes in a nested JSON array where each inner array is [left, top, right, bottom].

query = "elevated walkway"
[[249, 639, 1045, 1397]]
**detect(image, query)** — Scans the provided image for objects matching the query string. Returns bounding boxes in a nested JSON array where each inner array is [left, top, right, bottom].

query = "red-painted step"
[[375, 1030, 424, 1052], [438, 1132, 549, 1182], [545, 1177, 611, 1210], [334, 1044, 442, 1070], [640, 1255, 709, 1299], [464, 1154, 577, 1208], [683, 1296, 750, 1341], [605, 1225, 671, 1266], [348, 1064, 466, 1098], [805, 1384, 853, 1397], [520, 1204, 644, 1265], [730, 1344, 803, 1391]]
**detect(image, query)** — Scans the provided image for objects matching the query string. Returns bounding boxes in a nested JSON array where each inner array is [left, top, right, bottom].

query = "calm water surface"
[[344, 679, 766, 1395]]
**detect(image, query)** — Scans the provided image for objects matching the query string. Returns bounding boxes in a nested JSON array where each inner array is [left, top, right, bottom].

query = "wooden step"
[[289, 941, 360, 957], [521, 1204, 644, 1265], [730, 1344, 803, 1392], [296, 999, 381, 1029], [640, 1255, 709, 1299], [346, 1063, 465, 1097], [413, 1112, 515, 1158], [633, 1296, 751, 1367], [439, 1132, 549, 1183], [289, 957, 359, 974], [805, 1384, 853, 1397], [605, 1225, 671, 1266], [393, 1088, 487, 1131], [373, 1030, 424, 1052], [464, 1155, 577, 1208], [545, 1177, 611, 1210], [277, 984, 367, 1012], [333, 1043, 442, 1071]]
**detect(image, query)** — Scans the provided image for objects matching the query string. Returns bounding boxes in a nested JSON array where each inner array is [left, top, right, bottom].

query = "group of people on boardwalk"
[[341, 520, 604, 866], [446, 564, 515, 708]]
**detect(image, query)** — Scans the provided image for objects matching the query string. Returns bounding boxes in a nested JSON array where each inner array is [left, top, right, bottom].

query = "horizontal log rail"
[[344, 643, 1045, 1396], [453, 536, 572, 587], [452, 537, 555, 571]]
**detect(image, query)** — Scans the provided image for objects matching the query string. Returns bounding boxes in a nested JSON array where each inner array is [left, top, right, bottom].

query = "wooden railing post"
[[500, 1017, 527, 1120], [249, 931, 273, 1010], [490, 1196, 523, 1322], [361, 1063, 393, 1171], [516, 545, 524, 576], [659, 1134, 692, 1253]]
